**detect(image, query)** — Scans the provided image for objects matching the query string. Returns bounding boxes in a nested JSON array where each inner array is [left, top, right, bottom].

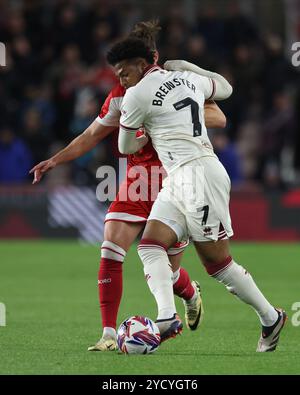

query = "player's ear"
[[137, 58, 149, 73], [153, 50, 159, 64]]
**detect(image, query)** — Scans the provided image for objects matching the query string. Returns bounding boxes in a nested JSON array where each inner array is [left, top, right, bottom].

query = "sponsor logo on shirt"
[[98, 278, 112, 285]]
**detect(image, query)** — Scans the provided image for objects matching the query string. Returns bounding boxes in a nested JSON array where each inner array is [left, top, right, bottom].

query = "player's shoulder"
[[145, 68, 169, 83], [125, 80, 149, 100], [128, 69, 167, 95]]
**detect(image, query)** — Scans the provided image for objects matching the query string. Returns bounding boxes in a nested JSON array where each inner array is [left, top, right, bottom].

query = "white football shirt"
[[120, 66, 217, 173]]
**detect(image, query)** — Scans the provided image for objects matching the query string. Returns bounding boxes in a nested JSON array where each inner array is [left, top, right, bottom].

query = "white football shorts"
[[148, 156, 234, 242]]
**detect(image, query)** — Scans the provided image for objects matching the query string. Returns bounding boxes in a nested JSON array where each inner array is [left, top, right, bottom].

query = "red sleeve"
[[96, 84, 126, 127]]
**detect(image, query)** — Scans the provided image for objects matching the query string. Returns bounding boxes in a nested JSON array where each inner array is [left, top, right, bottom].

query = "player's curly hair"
[[129, 19, 161, 50], [106, 38, 155, 66]]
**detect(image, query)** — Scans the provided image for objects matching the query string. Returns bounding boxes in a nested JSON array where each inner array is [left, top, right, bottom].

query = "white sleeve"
[[118, 130, 149, 154], [96, 97, 122, 127], [118, 89, 149, 154], [164, 60, 233, 101]]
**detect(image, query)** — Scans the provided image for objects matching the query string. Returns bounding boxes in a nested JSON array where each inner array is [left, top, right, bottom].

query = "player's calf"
[[138, 239, 177, 321]]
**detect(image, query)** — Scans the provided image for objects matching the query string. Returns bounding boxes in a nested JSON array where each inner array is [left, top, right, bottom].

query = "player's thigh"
[[104, 221, 144, 251], [142, 219, 178, 249], [167, 239, 189, 272], [193, 239, 230, 266]]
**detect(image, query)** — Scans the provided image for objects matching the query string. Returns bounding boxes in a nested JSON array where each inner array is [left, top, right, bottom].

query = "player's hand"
[[29, 159, 57, 184]]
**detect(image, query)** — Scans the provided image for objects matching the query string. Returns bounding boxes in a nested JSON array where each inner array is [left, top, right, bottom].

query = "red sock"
[[98, 258, 123, 329], [173, 267, 195, 301]]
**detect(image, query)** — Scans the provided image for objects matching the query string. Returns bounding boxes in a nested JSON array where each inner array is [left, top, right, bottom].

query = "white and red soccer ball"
[[117, 316, 161, 354]]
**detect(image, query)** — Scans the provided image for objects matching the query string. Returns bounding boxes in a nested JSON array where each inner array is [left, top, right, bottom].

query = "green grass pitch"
[[0, 241, 299, 375]]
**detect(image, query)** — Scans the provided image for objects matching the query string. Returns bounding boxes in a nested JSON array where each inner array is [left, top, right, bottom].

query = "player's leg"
[[100, 220, 144, 329], [138, 218, 184, 341], [89, 171, 151, 351], [193, 239, 287, 352], [186, 155, 287, 351], [148, 164, 199, 314], [88, 219, 144, 351], [144, 162, 203, 331], [168, 248, 204, 330], [137, 180, 192, 341]]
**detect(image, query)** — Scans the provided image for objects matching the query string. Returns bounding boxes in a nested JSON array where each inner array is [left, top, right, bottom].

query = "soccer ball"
[[117, 316, 161, 354]]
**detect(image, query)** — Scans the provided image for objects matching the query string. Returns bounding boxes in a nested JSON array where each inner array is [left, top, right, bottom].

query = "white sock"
[[213, 260, 278, 327], [103, 327, 116, 339], [138, 244, 176, 320]]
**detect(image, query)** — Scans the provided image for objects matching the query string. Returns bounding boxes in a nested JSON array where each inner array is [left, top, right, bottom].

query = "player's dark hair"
[[106, 38, 155, 66], [129, 19, 161, 50]]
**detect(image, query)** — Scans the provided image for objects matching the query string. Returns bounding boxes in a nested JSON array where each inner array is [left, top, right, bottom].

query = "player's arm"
[[164, 60, 233, 100], [118, 130, 149, 155], [118, 90, 149, 155], [204, 100, 226, 129], [30, 120, 115, 184]]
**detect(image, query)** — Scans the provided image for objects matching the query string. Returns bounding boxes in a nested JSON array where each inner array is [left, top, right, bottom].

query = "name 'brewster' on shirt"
[[153, 78, 196, 106]]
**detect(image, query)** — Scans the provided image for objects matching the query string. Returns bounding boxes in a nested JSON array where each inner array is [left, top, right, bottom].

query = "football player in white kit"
[[107, 38, 287, 352]]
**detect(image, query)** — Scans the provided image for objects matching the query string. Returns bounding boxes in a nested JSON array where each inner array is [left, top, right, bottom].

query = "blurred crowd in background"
[[0, 0, 300, 191]]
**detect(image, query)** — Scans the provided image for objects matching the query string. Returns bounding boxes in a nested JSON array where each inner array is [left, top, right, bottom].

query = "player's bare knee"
[[142, 220, 164, 238], [168, 253, 182, 273], [142, 220, 178, 248]]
